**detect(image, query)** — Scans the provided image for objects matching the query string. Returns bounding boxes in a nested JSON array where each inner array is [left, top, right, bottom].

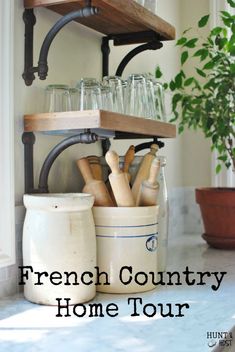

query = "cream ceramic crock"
[[23, 193, 96, 305], [93, 205, 159, 294]]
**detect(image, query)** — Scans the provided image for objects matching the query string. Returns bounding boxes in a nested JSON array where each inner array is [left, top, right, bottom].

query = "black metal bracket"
[[23, 131, 100, 194], [116, 40, 163, 77], [22, 5, 100, 86], [101, 31, 163, 78]]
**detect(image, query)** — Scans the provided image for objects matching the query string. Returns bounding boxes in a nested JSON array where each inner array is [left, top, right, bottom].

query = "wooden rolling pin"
[[122, 145, 135, 183], [87, 155, 103, 181], [132, 144, 159, 203], [136, 158, 160, 206], [105, 151, 135, 207], [77, 158, 114, 207]]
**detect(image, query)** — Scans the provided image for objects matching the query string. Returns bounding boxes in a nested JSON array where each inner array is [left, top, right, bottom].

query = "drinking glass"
[[44, 84, 71, 112], [69, 88, 79, 111], [125, 74, 149, 118], [100, 85, 113, 111], [103, 76, 124, 113], [76, 78, 102, 110]]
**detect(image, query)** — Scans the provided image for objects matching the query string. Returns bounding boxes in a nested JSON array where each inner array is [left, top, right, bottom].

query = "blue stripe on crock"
[[95, 223, 158, 229], [96, 233, 158, 239]]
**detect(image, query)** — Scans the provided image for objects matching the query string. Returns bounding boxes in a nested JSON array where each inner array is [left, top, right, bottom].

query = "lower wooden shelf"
[[24, 110, 176, 139]]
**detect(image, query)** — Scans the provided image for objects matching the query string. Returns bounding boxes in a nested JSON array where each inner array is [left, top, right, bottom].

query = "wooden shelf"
[[24, 0, 175, 42], [24, 110, 176, 139]]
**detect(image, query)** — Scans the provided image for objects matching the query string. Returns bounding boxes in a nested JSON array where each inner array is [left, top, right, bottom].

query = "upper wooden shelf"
[[24, 110, 176, 139], [24, 0, 176, 42]]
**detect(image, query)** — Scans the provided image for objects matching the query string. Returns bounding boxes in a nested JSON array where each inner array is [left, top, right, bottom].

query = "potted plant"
[[158, 0, 235, 249]]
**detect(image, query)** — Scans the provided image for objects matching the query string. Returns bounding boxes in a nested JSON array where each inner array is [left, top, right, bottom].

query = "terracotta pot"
[[195, 188, 235, 249]]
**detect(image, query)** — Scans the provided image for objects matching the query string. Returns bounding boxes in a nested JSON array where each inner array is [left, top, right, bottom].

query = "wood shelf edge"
[[24, 110, 177, 139], [24, 0, 175, 40]]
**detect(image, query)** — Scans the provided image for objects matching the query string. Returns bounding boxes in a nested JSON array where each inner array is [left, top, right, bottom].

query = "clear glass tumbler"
[[76, 78, 102, 110], [103, 76, 124, 113], [44, 84, 71, 112], [125, 74, 149, 118], [100, 85, 113, 111], [69, 88, 79, 111]]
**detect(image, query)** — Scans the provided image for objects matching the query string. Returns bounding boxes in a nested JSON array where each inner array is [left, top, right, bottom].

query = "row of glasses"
[[44, 75, 166, 121]]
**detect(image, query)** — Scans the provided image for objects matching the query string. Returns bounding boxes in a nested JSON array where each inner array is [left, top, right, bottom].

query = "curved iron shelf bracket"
[[115, 40, 163, 77], [22, 5, 99, 85], [23, 131, 100, 194], [38, 132, 99, 193]]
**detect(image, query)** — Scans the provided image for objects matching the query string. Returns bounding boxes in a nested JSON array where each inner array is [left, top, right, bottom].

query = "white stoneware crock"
[[23, 193, 96, 305], [93, 205, 159, 293]]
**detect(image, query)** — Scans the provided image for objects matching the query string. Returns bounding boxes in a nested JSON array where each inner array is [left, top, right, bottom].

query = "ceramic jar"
[[101, 155, 169, 272], [23, 193, 96, 305], [93, 205, 159, 293]]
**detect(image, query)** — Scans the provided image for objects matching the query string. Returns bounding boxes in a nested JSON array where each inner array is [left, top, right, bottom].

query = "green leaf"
[[193, 48, 209, 61], [227, 0, 235, 8], [216, 164, 222, 174], [198, 15, 210, 28], [181, 51, 189, 65], [210, 26, 223, 36], [218, 155, 228, 162], [220, 10, 231, 18], [232, 23, 235, 33], [184, 38, 198, 48], [175, 73, 183, 88], [217, 37, 228, 49], [196, 68, 206, 77], [176, 37, 187, 46], [222, 17, 233, 26], [169, 80, 176, 91], [155, 66, 162, 79], [203, 60, 215, 70], [178, 125, 184, 134], [184, 77, 194, 86], [172, 93, 182, 110], [225, 161, 232, 169]]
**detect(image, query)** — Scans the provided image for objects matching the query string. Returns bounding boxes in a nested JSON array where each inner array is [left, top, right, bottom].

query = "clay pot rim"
[[196, 187, 235, 207]]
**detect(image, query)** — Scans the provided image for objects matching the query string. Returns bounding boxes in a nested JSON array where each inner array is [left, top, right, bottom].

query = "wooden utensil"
[[122, 145, 135, 183], [77, 158, 114, 207], [132, 144, 159, 203], [136, 158, 160, 206], [105, 151, 135, 207], [87, 155, 103, 181]]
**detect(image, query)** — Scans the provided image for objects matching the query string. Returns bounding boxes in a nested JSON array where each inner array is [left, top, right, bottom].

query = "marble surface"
[[0, 233, 235, 352]]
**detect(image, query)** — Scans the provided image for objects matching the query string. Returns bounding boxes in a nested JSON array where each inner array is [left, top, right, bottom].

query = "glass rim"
[[46, 84, 70, 90]]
